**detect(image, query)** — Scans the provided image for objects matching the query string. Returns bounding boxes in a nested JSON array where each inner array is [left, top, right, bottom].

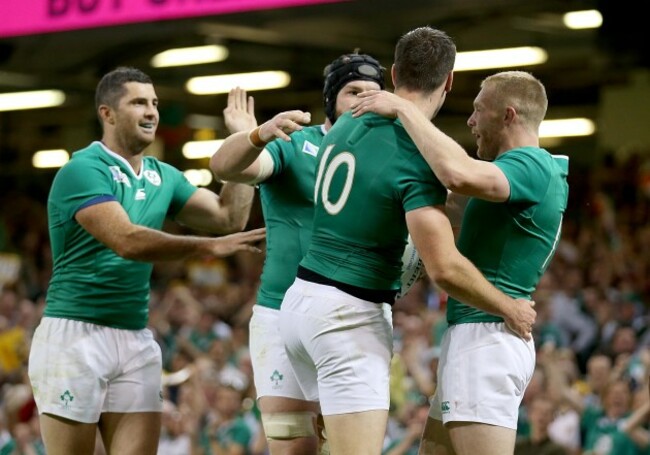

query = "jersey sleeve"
[[494, 149, 549, 205], [160, 161, 199, 217], [49, 157, 117, 222], [263, 137, 293, 178], [400, 153, 448, 212]]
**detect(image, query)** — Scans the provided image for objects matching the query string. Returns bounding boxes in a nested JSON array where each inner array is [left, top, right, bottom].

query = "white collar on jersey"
[[95, 141, 144, 180]]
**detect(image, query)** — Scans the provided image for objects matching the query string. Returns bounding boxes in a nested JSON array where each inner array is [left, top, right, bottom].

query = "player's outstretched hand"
[[504, 298, 536, 341], [224, 87, 257, 134], [258, 110, 311, 143], [351, 89, 409, 118], [210, 228, 266, 256]]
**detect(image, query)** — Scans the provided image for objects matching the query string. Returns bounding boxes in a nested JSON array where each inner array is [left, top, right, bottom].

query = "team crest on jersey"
[[144, 170, 161, 186], [302, 140, 319, 157], [109, 166, 131, 187]]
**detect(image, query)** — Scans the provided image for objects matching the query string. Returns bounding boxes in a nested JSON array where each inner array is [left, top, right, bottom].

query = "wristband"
[[247, 127, 267, 149]]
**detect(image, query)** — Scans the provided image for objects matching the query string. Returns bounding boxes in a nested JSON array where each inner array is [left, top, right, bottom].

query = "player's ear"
[[98, 104, 115, 125], [504, 106, 516, 125], [444, 72, 453, 93]]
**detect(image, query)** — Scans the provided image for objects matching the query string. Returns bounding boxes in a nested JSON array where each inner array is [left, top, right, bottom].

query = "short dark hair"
[[393, 26, 456, 93], [95, 66, 153, 113]]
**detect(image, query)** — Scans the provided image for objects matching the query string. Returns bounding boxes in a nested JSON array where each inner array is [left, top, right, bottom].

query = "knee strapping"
[[262, 412, 317, 440]]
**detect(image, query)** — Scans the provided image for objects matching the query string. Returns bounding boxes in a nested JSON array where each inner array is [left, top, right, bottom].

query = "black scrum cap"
[[323, 53, 385, 123]]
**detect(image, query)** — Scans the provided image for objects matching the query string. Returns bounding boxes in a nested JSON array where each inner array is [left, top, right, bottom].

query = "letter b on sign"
[[49, 0, 110, 17]]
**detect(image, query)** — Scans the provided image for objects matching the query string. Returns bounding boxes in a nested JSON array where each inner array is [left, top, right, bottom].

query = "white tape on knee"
[[262, 412, 317, 440]]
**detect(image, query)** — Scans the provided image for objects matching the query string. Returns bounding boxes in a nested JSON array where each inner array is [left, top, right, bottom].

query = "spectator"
[[515, 397, 568, 455]]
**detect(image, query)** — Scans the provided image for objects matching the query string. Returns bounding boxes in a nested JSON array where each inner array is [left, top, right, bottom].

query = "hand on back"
[[351, 89, 406, 119], [258, 110, 312, 143], [208, 227, 266, 256]]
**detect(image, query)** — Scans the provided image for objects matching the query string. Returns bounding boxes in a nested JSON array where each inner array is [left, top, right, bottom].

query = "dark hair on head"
[[393, 26, 456, 93], [95, 66, 153, 113]]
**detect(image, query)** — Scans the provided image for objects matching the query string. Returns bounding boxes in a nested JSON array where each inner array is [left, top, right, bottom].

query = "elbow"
[[212, 171, 228, 183], [423, 260, 457, 291], [439, 169, 467, 193], [113, 242, 142, 261], [429, 269, 456, 292], [214, 212, 250, 235], [214, 169, 239, 183], [112, 231, 148, 260], [212, 167, 233, 183], [229, 214, 250, 233], [210, 152, 240, 182], [209, 156, 230, 182]]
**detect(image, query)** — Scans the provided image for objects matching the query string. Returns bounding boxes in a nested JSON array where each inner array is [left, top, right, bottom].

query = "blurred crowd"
[[0, 151, 649, 454]]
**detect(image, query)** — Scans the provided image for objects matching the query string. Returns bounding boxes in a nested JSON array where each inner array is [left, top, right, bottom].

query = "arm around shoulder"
[[394, 102, 510, 201], [443, 158, 510, 202], [351, 91, 510, 201]]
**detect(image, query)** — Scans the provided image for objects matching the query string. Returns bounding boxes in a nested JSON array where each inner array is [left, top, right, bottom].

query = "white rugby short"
[[429, 322, 535, 429], [28, 317, 163, 423], [279, 278, 393, 416], [249, 305, 309, 400]]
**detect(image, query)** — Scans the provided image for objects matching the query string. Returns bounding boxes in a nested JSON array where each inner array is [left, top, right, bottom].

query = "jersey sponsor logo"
[[270, 369, 284, 389], [109, 166, 131, 187], [144, 170, 161, 186], [135, 188, 146, 200], [60, 389, 74, 410], [302, 140, 319, 157], [441, 401, 451, 414]]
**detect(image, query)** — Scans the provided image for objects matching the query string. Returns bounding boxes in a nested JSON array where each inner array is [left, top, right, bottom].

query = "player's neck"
[[499, 129, 540, 155], [100, 138, 144, 174], [394, 87, 443, 120]]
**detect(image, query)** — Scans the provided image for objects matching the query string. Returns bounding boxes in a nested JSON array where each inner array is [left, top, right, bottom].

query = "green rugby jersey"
[[256, 125, 325, 310], [300, 112, 447, 291], [45, 141, 197, 329], [447, 148, 569, 325]]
